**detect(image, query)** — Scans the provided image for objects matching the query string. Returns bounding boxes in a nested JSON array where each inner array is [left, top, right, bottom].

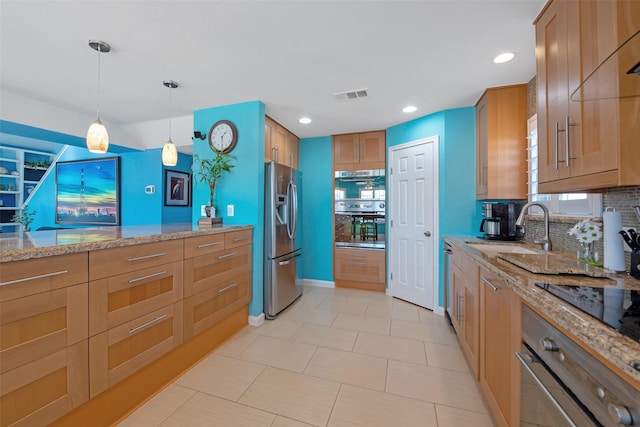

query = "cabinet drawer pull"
[[480, 276, 498, 292], [197, 241, 222, 248], [128, 271, 167, 284], [218, 282, 239, 294], [351, 254, 368, 258], [0, 270, 68, 287], [128, 315, 168, 334], [128, 252, 167, 262], [233, 237, 249, 242], [217, 252, 237, 260], [350, 261, 368, 266]]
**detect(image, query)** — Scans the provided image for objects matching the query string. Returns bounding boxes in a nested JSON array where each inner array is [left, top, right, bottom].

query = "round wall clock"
[[208, 120, 238, 154]]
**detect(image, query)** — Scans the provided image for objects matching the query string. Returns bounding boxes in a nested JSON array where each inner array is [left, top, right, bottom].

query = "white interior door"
[[388, 136, 439, 309]]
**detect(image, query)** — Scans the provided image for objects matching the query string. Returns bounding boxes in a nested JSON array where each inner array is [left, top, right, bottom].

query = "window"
[[359, 189, 385, 200], [527, 115, 602, 216], [334, 188, 346, 200]]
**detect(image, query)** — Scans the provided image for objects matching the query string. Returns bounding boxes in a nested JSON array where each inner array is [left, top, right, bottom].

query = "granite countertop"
[[0, 223, 253, 262], [445, 235, 640, 386]]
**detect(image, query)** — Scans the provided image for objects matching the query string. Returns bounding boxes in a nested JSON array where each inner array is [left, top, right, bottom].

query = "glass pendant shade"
[[87, 119, 109, 153], [162, 139, 178, 166]]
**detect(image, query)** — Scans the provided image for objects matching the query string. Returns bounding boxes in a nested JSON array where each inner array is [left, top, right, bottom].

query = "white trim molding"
[[303, 279, 335, 288], [248, 313, 265, 326]]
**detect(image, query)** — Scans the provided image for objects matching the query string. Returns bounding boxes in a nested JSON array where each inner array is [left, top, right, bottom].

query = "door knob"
[[424, 231, 431, 237]]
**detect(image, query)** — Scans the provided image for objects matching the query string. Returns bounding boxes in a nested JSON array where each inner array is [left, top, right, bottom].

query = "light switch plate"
[[201, 205, 207, 216], [227, 205, 234, 217]]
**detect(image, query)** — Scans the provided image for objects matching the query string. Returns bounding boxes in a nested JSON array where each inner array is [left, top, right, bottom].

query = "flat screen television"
[[55, 157, 120, 225]]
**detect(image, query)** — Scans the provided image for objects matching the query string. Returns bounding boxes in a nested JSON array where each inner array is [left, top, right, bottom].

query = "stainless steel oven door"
[[516, 343, 600, 427]]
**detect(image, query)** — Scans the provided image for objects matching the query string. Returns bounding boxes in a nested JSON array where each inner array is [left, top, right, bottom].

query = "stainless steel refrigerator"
[[264, 161, 303, 319]]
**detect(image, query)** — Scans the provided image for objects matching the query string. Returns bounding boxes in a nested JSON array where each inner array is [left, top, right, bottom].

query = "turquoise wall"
[[0, 120, 191, 230], [299, 136, 333, 282], [193, 101, 266, 317], [386, 107, 477, 306], [162, 152, 193, 224]]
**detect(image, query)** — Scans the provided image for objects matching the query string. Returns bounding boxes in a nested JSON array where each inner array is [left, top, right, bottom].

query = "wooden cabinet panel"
[[0, 341, 88, 427], [89, 239, 183, 281], [265, 116, 299, 168], [184, 272, 251, 339], [479, 267, 521, 427], [89, 261, 183, 336], [0, 253, 88, 302], [450, 251, 479, 378], [89, 302, 183, 397], [184, 233, 225, 259], [184, 244, 252, 298], [535, 0, 640, 192], [333, 131, 386, 170], [334, 248, 385, 286], [224, 229, 253, 249], [1, 283, 88, 374], [475, 85, 528, 200]]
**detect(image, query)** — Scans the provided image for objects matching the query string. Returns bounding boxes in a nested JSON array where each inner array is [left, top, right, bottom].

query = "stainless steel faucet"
[[515, 202, 552, 252]]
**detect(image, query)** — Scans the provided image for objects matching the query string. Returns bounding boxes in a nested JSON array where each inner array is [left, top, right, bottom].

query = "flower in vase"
[[568, 220, 602, 243]]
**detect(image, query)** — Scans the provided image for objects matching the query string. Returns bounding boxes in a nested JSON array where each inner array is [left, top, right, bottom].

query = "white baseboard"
[[303, 279, 335, 288], [433, 306, 445, 317], [385, 288, 391, 296], [248, 313, 265, 326]]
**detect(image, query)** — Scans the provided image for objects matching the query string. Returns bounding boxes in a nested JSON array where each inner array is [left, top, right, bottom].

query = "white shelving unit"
[[0, 146, 56, 232]]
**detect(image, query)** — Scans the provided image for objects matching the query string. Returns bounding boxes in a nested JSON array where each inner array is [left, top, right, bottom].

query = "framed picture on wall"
[[56, 157, 120, 225], [164, 169, 191, 207]]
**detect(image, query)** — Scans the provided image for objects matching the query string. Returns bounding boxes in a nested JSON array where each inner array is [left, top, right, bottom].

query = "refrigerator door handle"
[[286, 180, 296, 239], [290, 182, 298, 239], [278, 252, 302, 266]]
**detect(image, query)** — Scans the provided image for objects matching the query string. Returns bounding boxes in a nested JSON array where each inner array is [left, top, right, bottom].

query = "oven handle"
[[515, 352, 578, 427]]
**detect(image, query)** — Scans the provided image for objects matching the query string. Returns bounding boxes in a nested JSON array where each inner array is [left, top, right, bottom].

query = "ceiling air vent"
[[333, 88, 369, 102]]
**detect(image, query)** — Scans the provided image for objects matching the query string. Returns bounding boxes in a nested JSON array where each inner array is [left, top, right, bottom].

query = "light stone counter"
[[0, 223, 253, 262], [445, 235, 640, 387]]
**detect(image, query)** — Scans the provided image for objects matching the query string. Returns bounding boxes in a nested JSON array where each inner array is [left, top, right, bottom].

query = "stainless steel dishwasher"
[[443, 242, 453, 328]]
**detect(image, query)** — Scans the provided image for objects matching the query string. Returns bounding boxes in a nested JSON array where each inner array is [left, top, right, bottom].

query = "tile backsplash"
[[521, 186, 640, 270]]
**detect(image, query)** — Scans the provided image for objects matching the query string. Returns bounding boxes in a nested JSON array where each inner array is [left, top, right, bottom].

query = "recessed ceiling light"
[[299, 117, 312, 124], [402, 106, 417, 113], [493, 52, 515, 64]]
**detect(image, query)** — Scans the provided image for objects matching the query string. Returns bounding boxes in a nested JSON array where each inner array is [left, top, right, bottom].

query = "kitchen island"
[[0, 224, 253, 427], [445, 236, 640, 427]]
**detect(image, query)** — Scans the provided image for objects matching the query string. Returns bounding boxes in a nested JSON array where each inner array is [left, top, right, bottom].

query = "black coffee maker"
[[480, 202, 523, 241]]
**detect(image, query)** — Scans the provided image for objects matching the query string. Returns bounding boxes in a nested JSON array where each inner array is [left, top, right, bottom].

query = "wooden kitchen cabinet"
[[451, 250, 479, 378], [0, 253, 89, 427], [535, 0, 640, 192], [333, 131, 385, 171], [89, 302, 183, 397], [479, 267, 521, 427], [265, 116, 299, 168], [475, 85, 528, 200], [334, 247, 385, 291]]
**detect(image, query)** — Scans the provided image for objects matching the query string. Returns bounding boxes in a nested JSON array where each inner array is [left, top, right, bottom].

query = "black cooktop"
[[535, 283, 640, 343]]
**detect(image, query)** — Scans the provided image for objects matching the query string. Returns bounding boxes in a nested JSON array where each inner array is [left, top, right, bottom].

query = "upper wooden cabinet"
[[333, 131, 385, 170], [475, 85, 528, 200], [265, 116, 299, 169], [535, 0, 640, 193]]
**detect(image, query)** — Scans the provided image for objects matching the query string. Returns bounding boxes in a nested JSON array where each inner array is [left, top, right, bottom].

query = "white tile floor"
[[118, 286, 496, 427]]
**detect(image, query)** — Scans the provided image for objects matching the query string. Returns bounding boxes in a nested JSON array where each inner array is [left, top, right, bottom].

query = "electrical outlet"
[[621, 226, 638, 252], [227, 205, 234, 217]]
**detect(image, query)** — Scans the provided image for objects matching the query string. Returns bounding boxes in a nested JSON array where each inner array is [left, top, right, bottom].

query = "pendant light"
[[87, 40, 110, 154], [162, 80, 178, 166]]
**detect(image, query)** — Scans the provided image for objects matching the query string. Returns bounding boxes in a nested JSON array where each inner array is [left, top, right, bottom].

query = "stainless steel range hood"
[[571, 30, 640, 101]]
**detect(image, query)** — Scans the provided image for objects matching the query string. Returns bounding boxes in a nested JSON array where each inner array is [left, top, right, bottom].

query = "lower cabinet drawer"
[[89, 261, 183, 336], [0, 341, 89, 427], [184, 245, 251, 297], [334, 255, 385, 283], [89, 302, 183, 397], [1, 283, 88, 374], [183, 272, 251, 339]]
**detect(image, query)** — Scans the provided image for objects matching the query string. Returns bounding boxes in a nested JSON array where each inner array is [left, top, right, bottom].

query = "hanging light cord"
[[96, 46, 102, 120], [168, 84, 173, 140]]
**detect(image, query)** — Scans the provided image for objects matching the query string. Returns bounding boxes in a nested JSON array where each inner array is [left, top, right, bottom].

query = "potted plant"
[[192, 152, 236, 217], [11, 204, 37, 231]]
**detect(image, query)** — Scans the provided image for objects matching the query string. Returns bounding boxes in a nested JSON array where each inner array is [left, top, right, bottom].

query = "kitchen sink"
[[467, 243, 541, 256]]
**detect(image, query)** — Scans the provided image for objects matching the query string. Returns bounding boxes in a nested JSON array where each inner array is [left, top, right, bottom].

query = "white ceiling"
[[0, 0, 545, 153]]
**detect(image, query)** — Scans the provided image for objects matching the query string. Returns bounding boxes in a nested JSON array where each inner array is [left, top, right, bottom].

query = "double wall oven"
[[334, 169, 385, 249], [518, 286, 640, 426]]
